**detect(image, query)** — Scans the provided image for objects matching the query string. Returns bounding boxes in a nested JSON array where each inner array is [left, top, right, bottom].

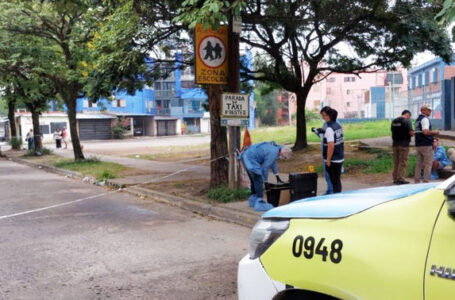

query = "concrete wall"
[[17, 114, 71, 144]]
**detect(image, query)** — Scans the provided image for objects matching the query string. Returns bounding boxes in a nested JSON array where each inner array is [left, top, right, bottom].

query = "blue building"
[[408, 56, 455, 130], [75, 52, 255, 139]]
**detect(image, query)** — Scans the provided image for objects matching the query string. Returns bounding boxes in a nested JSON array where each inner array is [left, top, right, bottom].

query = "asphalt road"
[[0, 159, 250, 300]]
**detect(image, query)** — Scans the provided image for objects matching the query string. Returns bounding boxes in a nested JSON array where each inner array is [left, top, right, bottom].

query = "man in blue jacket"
[[240, 142, 292, 211], [431, 138, 451, 179]]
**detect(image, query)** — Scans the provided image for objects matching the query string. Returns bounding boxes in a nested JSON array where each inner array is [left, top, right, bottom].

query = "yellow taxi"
[[238, 177, 455, 300]]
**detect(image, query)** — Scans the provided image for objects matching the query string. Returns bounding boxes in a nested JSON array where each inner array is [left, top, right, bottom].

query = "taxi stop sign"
[[221, 93, 250, 126], [195, 24, 228, 85]]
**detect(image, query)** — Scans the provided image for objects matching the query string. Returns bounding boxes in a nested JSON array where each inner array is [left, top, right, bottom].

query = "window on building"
[[326, 87, 331, 94], [112, 99, 126, 107], [433, 68, 439, 83], [84, 101, 97, 108], [155, 82, 162, 90], [346, 102, 351, 107], [327, 77, 336, 82], [418, 74, 422, 87], [39, 125, 50, 134], [50, 122, 67, 133], [344, 77, 356, 82], [346, 89, 351, 95], [424, 71, 429, 85]]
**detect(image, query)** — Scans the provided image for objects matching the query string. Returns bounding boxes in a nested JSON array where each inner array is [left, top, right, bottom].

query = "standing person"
[[320, 107, 344, 193], [391, 110, 414, 184], [25, 129, 34, 150], [414, 105, 439, 183], [62, 127, 68, 149], [240, 142, 292, 211], [54, 128, 62, 149]]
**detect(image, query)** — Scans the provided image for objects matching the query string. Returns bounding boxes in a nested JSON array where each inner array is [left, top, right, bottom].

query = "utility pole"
[[227, 2, 241, 189]]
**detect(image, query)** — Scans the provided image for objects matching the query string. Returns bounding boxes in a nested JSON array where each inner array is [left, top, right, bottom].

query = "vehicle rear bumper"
[[237, 254, 285, 300]]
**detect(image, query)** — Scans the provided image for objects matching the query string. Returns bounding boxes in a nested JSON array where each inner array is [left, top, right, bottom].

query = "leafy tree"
[[179, 0, 452, 150], [0, 98, 7, 116], [0, 29, 57, 151], [254, 82, 278, 126], [0, 0, 107, 160], [238, 0, 452, 150]]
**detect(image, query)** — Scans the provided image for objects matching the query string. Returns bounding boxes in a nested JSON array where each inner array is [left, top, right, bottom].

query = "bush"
[[305, 110, 320, 123], [112, 124, 125, 139], [9, 137, 22, 150], [207, 186, 251, 203], [99, 170, 116, 181]]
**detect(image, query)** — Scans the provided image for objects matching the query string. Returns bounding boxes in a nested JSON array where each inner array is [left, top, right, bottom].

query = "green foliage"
[[9, 137, 22, 149], [207, 186, 251, 203], [254, 82, 278, 126], [100, 170, 116, 181], [177, 0, 246, 28], [435, 0, 455, 25], [23, 147, 53, 157], [111, 119, 127, 139], [54, 157, 126, 181], [305, 110, 320, 123]]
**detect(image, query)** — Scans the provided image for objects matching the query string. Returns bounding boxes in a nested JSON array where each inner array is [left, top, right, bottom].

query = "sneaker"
[[248, 195, 257, 207], [254, 199, 274, 212]]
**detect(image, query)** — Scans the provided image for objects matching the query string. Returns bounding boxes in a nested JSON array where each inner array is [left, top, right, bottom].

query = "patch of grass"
[[405, 154, 417, 177], [248, 120, 391, 145], [207, 186, 251, 203], [54, 157, 126, 181], [23, 147, 54, 157], [344, 152, 393, 174]]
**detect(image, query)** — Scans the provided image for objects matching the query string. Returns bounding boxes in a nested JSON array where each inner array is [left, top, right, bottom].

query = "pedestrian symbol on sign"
[[198, 36, 226, 68]]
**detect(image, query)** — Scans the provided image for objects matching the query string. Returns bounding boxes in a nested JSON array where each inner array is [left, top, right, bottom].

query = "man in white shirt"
[[414, 105, 440, 183]]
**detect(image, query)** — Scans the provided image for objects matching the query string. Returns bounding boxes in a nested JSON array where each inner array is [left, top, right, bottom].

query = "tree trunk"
[[65, 94, 85, 161], [208, 85, 228, 188], [31, 107, 42, 151], [7, 99, 17, 139], [293, 88, 312, 151]]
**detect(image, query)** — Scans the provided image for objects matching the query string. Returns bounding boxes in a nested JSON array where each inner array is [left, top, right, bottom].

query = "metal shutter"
[[157, 120, 176, 136], [79, 119, 112, 140]]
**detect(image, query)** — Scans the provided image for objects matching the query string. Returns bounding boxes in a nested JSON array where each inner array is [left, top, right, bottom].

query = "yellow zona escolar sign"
[[195, 24, 228, 85]]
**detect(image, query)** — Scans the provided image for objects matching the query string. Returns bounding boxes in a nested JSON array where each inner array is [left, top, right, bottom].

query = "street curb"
[[439, 134, 455, 141], [4, 153, 259, 228], [124, 186, 259, 227], [5, 155, 94, 181]]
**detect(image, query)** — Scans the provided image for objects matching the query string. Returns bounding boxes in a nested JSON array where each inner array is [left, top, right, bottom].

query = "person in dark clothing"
[[320, 106, 344, 193], [391, 110, 414, 184]]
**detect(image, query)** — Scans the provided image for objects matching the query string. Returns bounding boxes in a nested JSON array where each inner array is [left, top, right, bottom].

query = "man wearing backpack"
[[391, 110, 414, 184]]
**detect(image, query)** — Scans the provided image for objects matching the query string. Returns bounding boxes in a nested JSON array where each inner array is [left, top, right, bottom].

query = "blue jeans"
[[247, 170, 263, 198], [323, 161, 333, 194]]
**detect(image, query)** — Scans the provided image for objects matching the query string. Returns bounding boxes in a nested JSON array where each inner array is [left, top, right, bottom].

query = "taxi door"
[[424, 200, 455, 299]]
